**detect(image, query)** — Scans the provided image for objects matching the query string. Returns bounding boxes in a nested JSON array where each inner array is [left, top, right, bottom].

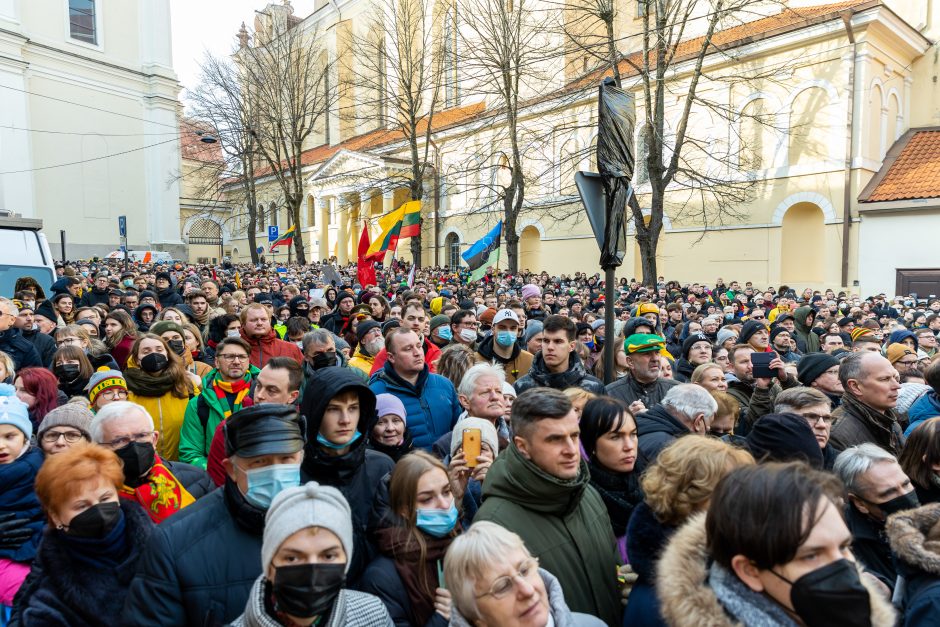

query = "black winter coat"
[[0, 327, 42, 371], [514, 352, 605, 394], [606, 375, 680, 409], [79, 287, 111, 308], [623, 501, 676, 627], [14, 501, 153, 627], [635, 404, 690, 466], [359, 556, 448, 627], [156, 287, 183, 309], [845, 503, 897, 591], [21, 327, 56, 367], [299, 367, 395, 585], [122, 479, 265, 626], [165, 459, 216, 500]]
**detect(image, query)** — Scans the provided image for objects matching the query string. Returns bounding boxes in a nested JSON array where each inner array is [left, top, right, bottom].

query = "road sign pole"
[[118, 216, 128, 271]]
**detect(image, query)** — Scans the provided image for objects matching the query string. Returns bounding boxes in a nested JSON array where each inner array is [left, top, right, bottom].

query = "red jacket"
[[368, 337, 441, 376], [112, 334, 136, 370], [240, 329, 303, 369]]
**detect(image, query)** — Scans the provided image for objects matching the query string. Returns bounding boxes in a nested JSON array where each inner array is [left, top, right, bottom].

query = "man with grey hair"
[[301, 328, 365, 382], [636, 383, 717, 465], [829, 352, 904, 455], [474, 388, 622, 625], [834, 443, 918, 590], [0, 297, 41, 370], [92, 401, 213, 520]]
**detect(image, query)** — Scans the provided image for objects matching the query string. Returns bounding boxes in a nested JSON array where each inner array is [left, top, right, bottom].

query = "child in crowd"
[[0, 385, 45, 619]]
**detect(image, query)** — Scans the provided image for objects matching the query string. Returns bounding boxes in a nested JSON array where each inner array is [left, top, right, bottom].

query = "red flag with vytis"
[[357, 220, 377, 287]]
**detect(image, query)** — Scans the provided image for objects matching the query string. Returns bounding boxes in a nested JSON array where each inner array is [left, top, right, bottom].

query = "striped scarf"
[[212, 377, 251, 419]]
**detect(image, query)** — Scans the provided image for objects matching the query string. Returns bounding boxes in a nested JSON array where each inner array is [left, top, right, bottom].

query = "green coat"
[[475, 444, 622, 626]]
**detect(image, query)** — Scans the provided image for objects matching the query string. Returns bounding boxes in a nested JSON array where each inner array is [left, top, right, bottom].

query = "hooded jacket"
[[656, 513, 896, 627], [792, 305, 821, 354], [513, 352, 605, 395], [886, 503, 940, 626], [449, 568, 605, 627], [0, 327, 42, 371], [906, 391, 940, 437], [15, 500, 153, 627], [299, 367, 395, 585], [635, 404, 691, 466], [133, 304, 158, 334], [474, 335, 534, 384], [369, 362, 463, 449], [474, 444, 622, 626], [239, 328, 303, 369]]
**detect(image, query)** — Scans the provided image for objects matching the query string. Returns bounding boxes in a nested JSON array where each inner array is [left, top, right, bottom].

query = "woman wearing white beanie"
[[231, 482, 392, 627]]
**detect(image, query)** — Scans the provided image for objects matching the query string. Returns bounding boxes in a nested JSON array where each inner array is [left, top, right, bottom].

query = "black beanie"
[[746, 413, 824, 469], [739, 319, 767, 345], [681, 333, 711, 359], [797, 352, 840, 386], [356, 320, 381, 342], [769, 326, 790, 345], [34, 299, 57, 323]]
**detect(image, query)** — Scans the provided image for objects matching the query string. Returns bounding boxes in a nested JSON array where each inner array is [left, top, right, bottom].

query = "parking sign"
[[268, 226, 279, 242]]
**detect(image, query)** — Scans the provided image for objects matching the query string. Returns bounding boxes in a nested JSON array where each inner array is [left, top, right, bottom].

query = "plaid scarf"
[[119, 455, 195, 523]]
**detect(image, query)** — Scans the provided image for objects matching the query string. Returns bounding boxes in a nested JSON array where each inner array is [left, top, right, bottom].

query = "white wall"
[[857, 207, 940, 296]]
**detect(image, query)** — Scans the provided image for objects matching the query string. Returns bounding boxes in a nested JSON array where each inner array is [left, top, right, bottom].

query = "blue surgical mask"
[[495, 330, 516, 348], [438, 327, 453, 341], [239, 463, 301, 509], [416, 502, 459, 537], [316, 431, 362, 450]]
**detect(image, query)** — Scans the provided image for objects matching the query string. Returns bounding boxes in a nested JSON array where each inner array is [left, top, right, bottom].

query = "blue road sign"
[[118, 215, 127, 238], [268, 225, 279, 242]]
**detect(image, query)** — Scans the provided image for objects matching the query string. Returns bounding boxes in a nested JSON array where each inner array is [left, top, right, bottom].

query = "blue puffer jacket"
[[906, 391, 940, 437], [369, 363, 462, 450], [0, 446, 44, 563]]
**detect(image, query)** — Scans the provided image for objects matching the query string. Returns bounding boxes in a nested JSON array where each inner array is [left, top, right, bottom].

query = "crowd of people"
[[2, 257, 940, 626]]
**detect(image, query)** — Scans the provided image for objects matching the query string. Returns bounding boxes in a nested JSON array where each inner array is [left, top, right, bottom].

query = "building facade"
[[0, 0, 184, 259], [218, 0, 937, 293]]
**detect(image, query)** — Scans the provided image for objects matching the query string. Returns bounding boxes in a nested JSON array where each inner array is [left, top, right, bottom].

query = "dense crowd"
[[2, 258, 940, 626]]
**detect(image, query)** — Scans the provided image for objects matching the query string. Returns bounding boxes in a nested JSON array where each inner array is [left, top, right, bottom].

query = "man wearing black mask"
[[91, 401, 213, 524], [124, 403, 307, 625], [834, 443, 919, 591], [301, 328, 356, 383]]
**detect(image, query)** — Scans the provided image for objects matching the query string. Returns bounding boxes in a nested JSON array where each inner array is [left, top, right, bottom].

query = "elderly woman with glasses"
[[444, 521, 605, 627]]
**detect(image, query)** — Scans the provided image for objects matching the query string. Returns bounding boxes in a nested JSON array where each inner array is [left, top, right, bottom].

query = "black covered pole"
[[604, 267, 616, 384]]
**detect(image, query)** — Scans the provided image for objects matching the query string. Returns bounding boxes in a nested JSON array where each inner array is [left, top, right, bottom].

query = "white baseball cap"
[[492, 309, 520, 326]]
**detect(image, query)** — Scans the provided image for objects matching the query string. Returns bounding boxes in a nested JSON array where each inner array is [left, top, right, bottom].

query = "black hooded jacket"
[[299, 366, 395, 585], [513, 351, 605, 394]]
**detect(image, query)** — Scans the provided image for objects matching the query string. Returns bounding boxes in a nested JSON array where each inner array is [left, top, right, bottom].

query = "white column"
[[0, 56, 34, 217], [0, 0, 19, 24]]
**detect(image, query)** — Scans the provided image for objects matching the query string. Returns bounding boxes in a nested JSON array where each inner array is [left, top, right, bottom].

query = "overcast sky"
[[170, 0, 318, 105]]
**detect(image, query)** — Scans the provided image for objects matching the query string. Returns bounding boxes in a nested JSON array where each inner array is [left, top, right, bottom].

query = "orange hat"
[[850, 327, 873, 342], [637, 303, 660, 316], [885, 343, 916, 365], [479, 307, 498, 326]]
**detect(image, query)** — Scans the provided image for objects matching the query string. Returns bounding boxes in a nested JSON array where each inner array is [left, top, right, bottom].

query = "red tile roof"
[[180, 119, 224, 164], [860, 128, 940, 202]]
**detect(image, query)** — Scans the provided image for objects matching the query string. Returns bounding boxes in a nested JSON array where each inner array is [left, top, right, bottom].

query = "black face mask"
[[875, 490, 920, 518], [167, 339, 186, 356], [114, 441, 156, 488], [54, 363, 81, 383], [271, 562, 346, 619], [773, 559, 872, 627], [311, 350, 336, 370], [62, 501, 122, 539], [140, 352, 169, 374]]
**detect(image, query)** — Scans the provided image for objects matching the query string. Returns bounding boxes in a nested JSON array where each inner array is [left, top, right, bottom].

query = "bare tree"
[[457, 0, 559, 272], [239, 14, 333, 265], [188, 47, 266, 264], [348, 0, 446, 266]]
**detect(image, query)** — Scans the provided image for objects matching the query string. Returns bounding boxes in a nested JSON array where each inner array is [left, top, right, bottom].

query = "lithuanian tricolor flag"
[[399, 201, 421, 238], [269, 225, 296, 252]]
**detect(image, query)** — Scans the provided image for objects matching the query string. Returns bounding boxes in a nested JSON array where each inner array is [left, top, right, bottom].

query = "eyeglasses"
[[41, 430, 86, 444], [102, 431, 153, 449], [476, 557, 539, 599], [217, 353, 249, 362], [57, 337, 81, 346], [896, 359, 918, 367], [801, 413, 833, 425], [98, 389, 128, 401]]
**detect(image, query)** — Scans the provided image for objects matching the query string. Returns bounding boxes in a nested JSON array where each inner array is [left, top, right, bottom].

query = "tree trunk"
[[248, 212, 259, 265], [289, 198, 307, 265], [409, 175, 423, 268], [504, 190, 518, 273], [636, 230, 658, 287]]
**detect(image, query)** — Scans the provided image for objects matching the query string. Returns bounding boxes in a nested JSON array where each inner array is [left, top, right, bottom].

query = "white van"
[[0, 213, 56, 295]]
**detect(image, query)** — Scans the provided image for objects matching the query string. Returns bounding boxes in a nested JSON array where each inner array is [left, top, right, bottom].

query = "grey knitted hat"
[[450, 417, 499, 459], [716, 327, 738, 347], [262, 482, 354, 573], [37, 399, 95, 439]]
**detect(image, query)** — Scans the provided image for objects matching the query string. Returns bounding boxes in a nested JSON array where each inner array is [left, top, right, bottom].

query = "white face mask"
[[459, 329, 477, 343], [226, 329, 241, 338]]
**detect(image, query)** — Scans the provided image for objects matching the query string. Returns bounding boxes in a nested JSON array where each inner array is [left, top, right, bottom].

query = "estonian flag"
[[462, 221, 502, 282]]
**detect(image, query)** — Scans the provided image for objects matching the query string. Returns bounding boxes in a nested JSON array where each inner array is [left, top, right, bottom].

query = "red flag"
[[357, 220, 377, 287]]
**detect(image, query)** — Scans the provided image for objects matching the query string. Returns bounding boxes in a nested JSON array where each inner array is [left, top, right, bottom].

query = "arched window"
[[445, 232, 461, 268]]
